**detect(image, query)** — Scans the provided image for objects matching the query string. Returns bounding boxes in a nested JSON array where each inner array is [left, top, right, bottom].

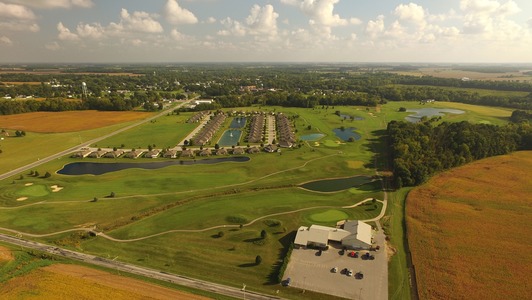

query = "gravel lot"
[[283, 229, 387, 300]]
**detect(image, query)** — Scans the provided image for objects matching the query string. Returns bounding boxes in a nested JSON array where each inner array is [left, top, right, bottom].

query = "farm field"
[[389, 67, 532, 82], [0, 110, 152, 133], [0, 100, 518, 299], [406, 151, 532, 300]]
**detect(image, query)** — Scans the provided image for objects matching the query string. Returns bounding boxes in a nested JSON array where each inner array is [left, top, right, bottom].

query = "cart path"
[[0, 197, 385, 242]]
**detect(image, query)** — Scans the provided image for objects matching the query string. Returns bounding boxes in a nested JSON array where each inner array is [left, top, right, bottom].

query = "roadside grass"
[[406, 151, 532, 300], [384, 187, 413, 300], [94, 112, 196, 149]]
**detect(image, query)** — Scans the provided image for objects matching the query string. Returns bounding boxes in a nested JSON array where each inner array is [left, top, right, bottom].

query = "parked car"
[[317, 249, 322, 256], [332, 267, 338, 273], [355, 271, 364, 279], [283, 278, 291, 286], [349, 251, 355, 257], [347, 269, 353, 277]]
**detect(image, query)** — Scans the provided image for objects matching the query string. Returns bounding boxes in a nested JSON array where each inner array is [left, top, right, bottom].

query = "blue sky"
[[1, 0, 531, 63]]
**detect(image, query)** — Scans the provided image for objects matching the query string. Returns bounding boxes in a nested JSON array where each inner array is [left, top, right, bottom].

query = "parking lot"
[[283, 230, 387, 299]]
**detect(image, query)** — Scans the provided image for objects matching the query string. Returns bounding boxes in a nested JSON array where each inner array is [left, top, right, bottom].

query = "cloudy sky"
[[1, 0, 531, 63]]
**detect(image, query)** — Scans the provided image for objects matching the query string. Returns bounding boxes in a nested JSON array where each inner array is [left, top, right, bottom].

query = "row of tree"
[[388, 118, 532, 188]]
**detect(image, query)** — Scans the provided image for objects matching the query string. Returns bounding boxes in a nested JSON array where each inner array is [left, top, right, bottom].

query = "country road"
[[0, 233, 281, 300], [0, 101, 188, 182]]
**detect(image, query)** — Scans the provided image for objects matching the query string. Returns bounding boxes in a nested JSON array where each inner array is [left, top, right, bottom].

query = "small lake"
[[230, 117, 247, 128], [218, 130, 242, 146], [300, 133, 325, 141], [339, 114, 364, 121], [405, 108, 465, 123], [57, 157, 250, 175], [300, 175, 373, 192], [333, 127, 361, 141]]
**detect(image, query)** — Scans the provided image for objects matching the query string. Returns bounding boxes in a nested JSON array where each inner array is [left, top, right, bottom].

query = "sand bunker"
[[24, 183, 34, 186], [16, 197, 28, 201], [51, 185, 64, 192]]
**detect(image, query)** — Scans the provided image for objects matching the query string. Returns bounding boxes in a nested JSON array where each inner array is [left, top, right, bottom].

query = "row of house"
[[72, 149, 151, 159], [191, 113, 227, 146], [187, 111, 207, 123], [247, 114, 265, 143], [276, 113, 296, 147]]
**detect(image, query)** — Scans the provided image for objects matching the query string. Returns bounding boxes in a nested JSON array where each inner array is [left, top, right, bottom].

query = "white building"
[[294, 220, 373, 250]]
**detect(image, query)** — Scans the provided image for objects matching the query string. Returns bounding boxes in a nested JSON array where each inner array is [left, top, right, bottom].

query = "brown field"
[[1, 82, 42, 86], [0, 264, 210, 300], [0, 110, 152, 133], [0, 70, 143, 76], [0, 246, 14, 261], [406, 151, 532, 300], [390, 67, 532, 82]]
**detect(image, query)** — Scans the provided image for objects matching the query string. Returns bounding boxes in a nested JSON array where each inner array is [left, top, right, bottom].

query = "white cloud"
[[45, 41, 61, 51], [283, 0, 349, 27], [205, 17, 217, 24], [76, 23, 105, 39], [218, 18, 246, 37], [7, 0, 94, 9], [528, 18, 532, 28], [366, 15, 385, 39], [120, 8, 163, 33], [0, 21, 39, 32], [394, 3, 426, 25], [164, 0, 198, 25], [246, 4, 279, 36], [57, 22, 80, 41], [0, 2, 36, 19], [350, 18, 362, 25], [0, 36, 13, 46]]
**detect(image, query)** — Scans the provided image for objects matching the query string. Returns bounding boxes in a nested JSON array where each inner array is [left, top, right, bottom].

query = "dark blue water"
[[405, 108, 464, 123], [300, 176, 373, 192], [300, 133, 325, 141], [230, 117, 247, 128], [218, 130, 242, 146], [333, 127, 361, 141], [57, 157, 250, 175]]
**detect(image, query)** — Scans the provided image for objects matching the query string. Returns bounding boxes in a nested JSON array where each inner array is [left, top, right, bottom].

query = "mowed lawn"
[[406, 151, 532, 300]]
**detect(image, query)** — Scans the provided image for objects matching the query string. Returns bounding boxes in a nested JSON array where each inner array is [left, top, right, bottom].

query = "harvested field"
[[0, 264, 210, 300], [406, 151, 532, 300], [0, 246, 13, 261], [0, 111, 152, 133]]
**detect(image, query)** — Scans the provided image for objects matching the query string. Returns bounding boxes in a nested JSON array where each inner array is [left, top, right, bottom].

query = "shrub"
[[255, 255, 262, 265], [226, 215, 248, 224], [263, 219, 282, 227]]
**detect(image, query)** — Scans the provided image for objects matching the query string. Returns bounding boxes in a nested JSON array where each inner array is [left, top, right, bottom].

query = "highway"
[[0, 233, 281, 300]]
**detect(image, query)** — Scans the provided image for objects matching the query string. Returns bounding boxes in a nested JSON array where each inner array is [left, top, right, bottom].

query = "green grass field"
[[0, 100, 515, 299]]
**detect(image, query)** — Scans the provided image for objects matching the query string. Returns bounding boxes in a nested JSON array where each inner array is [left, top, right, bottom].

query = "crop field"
[[0, 101, 516, 299], [0, 110, 152, 133], [389, 67, 532, 82], [406, 151, 532, 300]]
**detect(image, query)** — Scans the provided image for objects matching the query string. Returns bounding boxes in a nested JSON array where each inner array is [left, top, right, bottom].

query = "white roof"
[[343, 220, 372, 245], [294, 220, 372, 247]]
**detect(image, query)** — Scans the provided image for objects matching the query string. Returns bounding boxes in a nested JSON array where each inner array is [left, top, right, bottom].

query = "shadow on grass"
[[239, 262, 258, 268], [264, 230, 296, 286]]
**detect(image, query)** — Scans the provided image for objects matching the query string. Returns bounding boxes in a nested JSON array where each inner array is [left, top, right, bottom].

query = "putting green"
[[322, 140, 340, 147], [308, 209, 349, 222], [15, 185, 49, 197]]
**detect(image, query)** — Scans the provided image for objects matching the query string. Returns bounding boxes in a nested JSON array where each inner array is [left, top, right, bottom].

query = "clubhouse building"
[[294, 220, 373, 250]]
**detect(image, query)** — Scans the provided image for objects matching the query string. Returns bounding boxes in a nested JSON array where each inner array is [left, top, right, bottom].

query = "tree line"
[[388, 117, 532, 188]]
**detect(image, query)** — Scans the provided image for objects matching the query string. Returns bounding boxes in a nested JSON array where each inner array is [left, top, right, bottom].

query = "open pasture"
[[0, 110, 152, 133], [406, 151, 532, 300], [389, 67, 532, 82]]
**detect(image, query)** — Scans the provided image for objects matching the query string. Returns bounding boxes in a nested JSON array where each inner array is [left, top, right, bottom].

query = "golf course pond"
[[229, 117, 247, 128], [300, 175, 373, 192], [405, 108, 465, 123], [333, 127, 362, 141], [218, 129, 242, 146], [57, 157, 250, 175]]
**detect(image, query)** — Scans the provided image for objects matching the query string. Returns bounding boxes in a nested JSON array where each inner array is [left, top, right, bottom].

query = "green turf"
[[15, 185, 49, 197], [308, 209, 350, 223]]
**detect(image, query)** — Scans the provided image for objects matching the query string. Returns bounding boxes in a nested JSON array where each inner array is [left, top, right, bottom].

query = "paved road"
[[0, 101, 189, 181], [0, 233, 281, 300]]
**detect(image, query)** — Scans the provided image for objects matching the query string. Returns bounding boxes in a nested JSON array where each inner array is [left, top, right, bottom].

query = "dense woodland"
[[388, 117, 532, 188], [1, 64, 531, 115]]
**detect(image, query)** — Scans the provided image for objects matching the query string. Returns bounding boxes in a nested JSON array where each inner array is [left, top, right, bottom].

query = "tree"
[[255, 255, 262, 265], [218, 231, 224, 238], [109, 192, 115, 198], [260, 229, 267, 239], [92, 197, 98, 202], [44, 172, 51, 178], [307, 125, 312, 130], [214, 143, 220, 150], [19, 175, 24, 180], [34, 171, 40, 177]]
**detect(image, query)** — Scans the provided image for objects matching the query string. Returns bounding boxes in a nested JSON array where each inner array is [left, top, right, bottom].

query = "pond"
[[230, 117, 247, 128], [339, 114, 364, 121], [57, 157, 250, 176], [218, 130, 242, 146], [333, 127, 361, 141], [405, 108, 465, 123], [300, 133, 325, 141], [300, 175, 373, 192]]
